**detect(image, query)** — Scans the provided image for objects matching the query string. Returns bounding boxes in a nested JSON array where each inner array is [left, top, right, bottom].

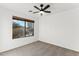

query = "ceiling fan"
[[29, 4, 51, 16]]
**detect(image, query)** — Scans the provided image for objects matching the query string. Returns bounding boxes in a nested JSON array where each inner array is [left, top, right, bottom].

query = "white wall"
[[39, 8, 79, 52], [0, 6, 39, 52]]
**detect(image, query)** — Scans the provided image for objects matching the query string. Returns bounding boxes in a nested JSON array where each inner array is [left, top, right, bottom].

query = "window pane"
[[13, 20, 25, 39], [25, 22, 34, 36]]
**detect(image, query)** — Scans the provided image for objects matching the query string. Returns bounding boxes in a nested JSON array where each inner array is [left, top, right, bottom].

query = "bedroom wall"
[[0, 6, 39, 52], [39, 8, 79, 52]]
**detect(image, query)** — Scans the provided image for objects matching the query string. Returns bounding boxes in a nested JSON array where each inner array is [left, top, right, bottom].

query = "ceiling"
[[0, 3, 79, 17]]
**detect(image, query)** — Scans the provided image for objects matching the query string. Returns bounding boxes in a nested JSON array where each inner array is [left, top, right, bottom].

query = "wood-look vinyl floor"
[[0, 41, 79, 56]]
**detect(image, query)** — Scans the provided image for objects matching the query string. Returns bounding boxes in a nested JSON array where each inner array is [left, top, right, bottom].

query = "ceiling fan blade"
[[44, 11, 51, 13], [34, 6, 40, 11], [33, 11, 39, 14], [29, 10, 32, 12], [43, 5, 50, 11]]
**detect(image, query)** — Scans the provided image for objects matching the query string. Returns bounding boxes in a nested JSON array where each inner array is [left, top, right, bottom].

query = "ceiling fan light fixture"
[[39, 11, 44, 14], [39, 11, 44, 16]]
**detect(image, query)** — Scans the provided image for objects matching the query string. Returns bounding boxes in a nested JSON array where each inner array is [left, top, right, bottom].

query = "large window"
[[12, 16, 34, 39]]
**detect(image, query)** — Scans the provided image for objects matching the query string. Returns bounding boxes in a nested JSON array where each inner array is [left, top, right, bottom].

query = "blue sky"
[[13, 20, 25, 26], [13, 20, 33, 27]]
